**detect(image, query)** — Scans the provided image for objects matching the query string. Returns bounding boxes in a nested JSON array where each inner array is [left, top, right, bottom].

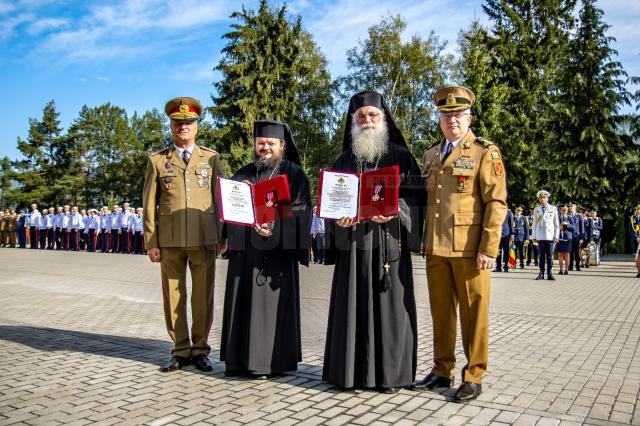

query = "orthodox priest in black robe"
[[322, 92, 425, 393], [220, 120, 312, 377]]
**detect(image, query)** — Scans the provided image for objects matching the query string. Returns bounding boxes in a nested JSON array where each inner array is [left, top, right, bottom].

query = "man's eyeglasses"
[[171, 118, 197, 125], [439, 111, 470, 120]]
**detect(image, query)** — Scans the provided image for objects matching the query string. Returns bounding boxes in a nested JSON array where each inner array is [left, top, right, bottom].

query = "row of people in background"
[[494, 193, 604, 279], [495, 199, 602, 277], [630, 203, 640, 278], [0, 202, 146, 254]]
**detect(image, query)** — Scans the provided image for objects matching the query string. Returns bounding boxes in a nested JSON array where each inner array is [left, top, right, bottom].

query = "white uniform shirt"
[[36, 214, 48, 230], [110, 212, 121, 229], [54, 213, 63, 228], [29, 210, 41, 227], [46, 214, 54, 228], [62, 212, 71, 229], [69, 213, 83, 230], [121, 211, 133, 230], [100, 214, 110, 230], [132, 214, 143, 232], [532, 204, 560, 241]]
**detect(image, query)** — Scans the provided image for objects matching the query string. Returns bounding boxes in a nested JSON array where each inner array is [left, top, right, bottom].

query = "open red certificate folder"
[[317, 165, 399, 222], [217, 174, 293, 226]]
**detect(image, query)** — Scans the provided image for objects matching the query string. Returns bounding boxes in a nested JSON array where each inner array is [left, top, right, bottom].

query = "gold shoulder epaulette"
[[200, 146, 218, 154], [151, 147, 171, 156], [475, 137, 494, 148]]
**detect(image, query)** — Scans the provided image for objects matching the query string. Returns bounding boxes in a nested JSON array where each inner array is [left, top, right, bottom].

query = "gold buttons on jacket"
[[436, 199, 440, 204], [437, 184, 442, 189], [439, 171, 444, 175], [435, 213, 440, 218]]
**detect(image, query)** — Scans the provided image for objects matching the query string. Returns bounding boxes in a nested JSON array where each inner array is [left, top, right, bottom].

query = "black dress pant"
[[132, 231, 143, 254], [110, 230, 119, 252], [18, 229, 26, 248], [69, 229, 78, 251], [527, 241, 538, 265], [495, 236, 510, 270], [569, 239, 581, 270], [514, 240, 525, 267], [39, 229, 47, 249], [29, 226, 38, 248], [119, 229, 130, 253], [538, 240, 554, 276], [87, 229, 96, 251]]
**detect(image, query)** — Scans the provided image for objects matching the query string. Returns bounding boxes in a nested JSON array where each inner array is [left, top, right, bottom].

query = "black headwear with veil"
[[342, 91, 407, 152], [254, 120, 301, 166]]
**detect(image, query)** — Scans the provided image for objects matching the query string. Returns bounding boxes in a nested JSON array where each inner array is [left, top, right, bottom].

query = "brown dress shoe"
[[192, 354, 213, 372], [453, 381, 482, 402], [159, 356, 190, 372], [412, 373, 453, 390]]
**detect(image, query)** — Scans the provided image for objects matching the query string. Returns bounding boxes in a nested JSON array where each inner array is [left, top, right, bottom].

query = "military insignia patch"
[[457, 176, 466, 192], [491, 151, 500, 160], [179, 104, 190, 113], [493, 161, 505, 177], [446, 93, 456, 105]]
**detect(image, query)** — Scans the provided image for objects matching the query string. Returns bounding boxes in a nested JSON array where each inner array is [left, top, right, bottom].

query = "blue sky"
[[1, 0, 638, 160]]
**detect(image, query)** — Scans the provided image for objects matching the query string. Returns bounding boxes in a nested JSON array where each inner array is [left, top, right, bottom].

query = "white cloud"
[[27, 17, 68, 35], [0, 12, 33, 40]]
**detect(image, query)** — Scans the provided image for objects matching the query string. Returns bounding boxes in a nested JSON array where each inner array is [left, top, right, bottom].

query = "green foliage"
[[480, 0, 576, 206], [542, 0, 634, 225], [340, 14, 450, 159], [210, 0, 336, 181]]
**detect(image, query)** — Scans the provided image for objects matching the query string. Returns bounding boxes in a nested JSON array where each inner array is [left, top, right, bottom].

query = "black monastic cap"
[[253, 120, 301, 166], [342, 91, 407, 152]]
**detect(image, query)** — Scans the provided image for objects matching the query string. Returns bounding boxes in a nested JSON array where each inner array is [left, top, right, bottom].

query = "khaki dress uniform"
[[0, 213, 8, 246], [423, 127, 507, 384], [8, 213, 17, 247], [143, 144, 223, 359]]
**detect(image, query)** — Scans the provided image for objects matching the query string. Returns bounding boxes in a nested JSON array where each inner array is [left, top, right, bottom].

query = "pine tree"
[[542, 0, 633, 251], [482, 0, 576, 205], [211, 0, 335, 176], [13, 100, 64, 206], [456, 21, 510, 163], [0, 156, 14, 207], [340, 14, 450, 159]]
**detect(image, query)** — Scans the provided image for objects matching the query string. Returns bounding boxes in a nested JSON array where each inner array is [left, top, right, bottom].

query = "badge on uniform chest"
[[163, 176, 173, 190], [452, 156, 475, 178], [196, 164, 211, 188]]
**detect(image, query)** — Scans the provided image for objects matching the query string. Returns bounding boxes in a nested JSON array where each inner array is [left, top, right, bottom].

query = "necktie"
[[182, 150, 190, 165], [442, 141, 453, 162]]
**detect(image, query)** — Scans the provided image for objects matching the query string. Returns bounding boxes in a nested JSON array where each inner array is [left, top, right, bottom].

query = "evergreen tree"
[[211, 0, 335, 177], [340, 14, 450, 158], [0, 156, 14, 207], [456, 21, 510, 157], [543, 0, 633, 250], [482, 0, 576, 205], [13, 100, 64, 206]]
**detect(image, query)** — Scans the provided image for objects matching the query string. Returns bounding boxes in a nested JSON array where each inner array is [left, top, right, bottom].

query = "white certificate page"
[[218, 178, 255, 225], [318, 171, 359, 220]]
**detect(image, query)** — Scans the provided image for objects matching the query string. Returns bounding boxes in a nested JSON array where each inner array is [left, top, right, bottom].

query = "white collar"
[[174, 144, 195, 158], [445, 136, 464, 150]]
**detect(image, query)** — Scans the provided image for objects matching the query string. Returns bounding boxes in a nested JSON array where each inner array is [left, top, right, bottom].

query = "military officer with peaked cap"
[[416, 86, 507, 402], [143, 96, 225, 373]]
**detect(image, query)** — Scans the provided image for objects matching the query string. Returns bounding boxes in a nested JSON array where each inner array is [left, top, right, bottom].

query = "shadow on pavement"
[[0, 325, 333, 387]]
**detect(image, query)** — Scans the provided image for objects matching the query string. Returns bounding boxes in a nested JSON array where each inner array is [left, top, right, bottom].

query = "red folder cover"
[[253, 175, 293, 224], [316, 165, 399, 222], [358, 165, 399, 221], [218, 175, 292, 226]]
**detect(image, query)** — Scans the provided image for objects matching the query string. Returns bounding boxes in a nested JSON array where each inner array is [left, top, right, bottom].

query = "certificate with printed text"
[[218, 178, 255, 226], [317, 171, 360, 220]]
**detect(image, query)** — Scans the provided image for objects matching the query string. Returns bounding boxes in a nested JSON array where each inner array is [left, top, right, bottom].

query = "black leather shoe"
[[635, 272, 640, 278], [453, 382, 482, 402], [160, 356, 190, 372], [413, 373, 453, 390], [535, 274, 544, 280], [382, 387, 399, 394], [547, 274, 556, 281], [192, 354, 213, 372]]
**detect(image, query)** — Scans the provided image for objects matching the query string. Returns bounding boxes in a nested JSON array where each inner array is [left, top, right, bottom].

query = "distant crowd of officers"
[[494, 200, 604, 278], [0, 202, 146, 254]]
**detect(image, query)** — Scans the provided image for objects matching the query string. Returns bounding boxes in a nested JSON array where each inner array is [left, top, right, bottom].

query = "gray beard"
[[351, 122, 389, 164], [253, 153, 281, 171]]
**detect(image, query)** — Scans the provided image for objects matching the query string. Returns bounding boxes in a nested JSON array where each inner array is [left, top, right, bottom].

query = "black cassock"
[[322, 143, 425, 389], [220, 160, 312, 374]]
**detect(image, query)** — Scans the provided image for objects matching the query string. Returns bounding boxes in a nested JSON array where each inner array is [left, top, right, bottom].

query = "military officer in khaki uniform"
[[0, 209, 8, 246], [7, 210, 17, 247], [143, 97, 225, 373], [415, 86, 507, 402]]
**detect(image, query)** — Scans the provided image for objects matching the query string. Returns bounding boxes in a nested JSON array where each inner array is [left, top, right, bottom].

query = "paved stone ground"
[[0, 248, 639, 425]]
